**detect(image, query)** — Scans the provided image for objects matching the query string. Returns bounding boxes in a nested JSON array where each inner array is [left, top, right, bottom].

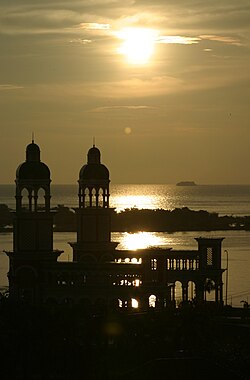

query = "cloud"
[[0, 84, 23, 90], [90, 105, 157, 112], [157, 36, 201, 45], [199, 34, 242, 46], [77, 22, 111, 30], [69, 38, 92, 45]]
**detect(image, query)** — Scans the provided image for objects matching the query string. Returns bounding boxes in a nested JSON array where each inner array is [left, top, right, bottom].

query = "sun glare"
[[123, 232, 163, 250], [117, 28, 157, 64], [112, 195, 155, 211]]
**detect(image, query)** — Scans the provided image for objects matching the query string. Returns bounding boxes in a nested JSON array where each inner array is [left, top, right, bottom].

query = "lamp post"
[[224, 250, 229, 306]]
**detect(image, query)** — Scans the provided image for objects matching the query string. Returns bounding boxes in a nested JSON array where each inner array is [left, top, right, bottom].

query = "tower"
[[195, 237, 224, 304], [6, 140, 61, 303], [71, 145, 117, 262]]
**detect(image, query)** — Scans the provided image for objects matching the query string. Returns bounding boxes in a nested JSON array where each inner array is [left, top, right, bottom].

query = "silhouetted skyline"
[[0, 1, 249, 184]]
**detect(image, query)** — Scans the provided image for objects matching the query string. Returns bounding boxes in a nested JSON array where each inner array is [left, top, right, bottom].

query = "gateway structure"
[[5, 141, 225, 310]]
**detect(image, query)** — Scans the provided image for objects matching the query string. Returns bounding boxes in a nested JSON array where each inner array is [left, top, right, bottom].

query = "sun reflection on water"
[[121, 231, 164, 250], [110, 184, 176, 212], [112, 195, 155, 211]]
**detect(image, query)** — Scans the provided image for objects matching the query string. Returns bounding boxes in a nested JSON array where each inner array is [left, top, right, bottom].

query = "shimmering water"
[[2, 183, 250, 215], [1, 184, 250, 307]]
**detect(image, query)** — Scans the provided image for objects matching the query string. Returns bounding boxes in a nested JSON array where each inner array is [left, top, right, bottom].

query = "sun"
[[117, 28, 157, 65]]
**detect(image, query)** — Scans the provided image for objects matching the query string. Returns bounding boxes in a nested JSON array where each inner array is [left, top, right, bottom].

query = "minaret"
[[6, 141, 61, 303], [71, 145, 118, 261]]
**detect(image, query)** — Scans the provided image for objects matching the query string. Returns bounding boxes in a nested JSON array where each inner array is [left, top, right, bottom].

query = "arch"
[[37, 187, 46, 211], [84, 187, 91, 207], [99, 187, 104, 207], [131, 298, 139, 309], [20, 187, 30, 210], [132, 278, 141, 287], [149, 294, 157, 308], [204, 278, 216, 301], [91, 187, 97, 207], [188, 281, 196, 301], [174, 281, 182, 307], [79, 187, 84, 208]]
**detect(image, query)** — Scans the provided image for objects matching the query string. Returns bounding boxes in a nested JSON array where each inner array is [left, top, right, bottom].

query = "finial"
[[93, 136, 95, 147], [32, 131, 35, 143]]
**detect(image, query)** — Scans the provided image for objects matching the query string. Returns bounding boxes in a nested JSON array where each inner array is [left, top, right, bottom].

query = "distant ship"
[[176, 181, 197, 186]]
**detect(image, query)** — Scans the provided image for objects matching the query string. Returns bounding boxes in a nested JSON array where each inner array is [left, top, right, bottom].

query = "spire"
[[32, 131, 35, 144], [93, 136, 95, 147]]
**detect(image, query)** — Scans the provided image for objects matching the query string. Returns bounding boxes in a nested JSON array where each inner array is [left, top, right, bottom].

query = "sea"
[[1, 183, 250, 307]]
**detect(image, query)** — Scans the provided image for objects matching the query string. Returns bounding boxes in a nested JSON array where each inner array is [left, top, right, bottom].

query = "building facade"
[[5, 142, 225, 311]]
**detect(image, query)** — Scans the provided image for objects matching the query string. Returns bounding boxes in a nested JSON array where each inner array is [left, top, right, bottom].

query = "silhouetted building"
[[5, 142, 225, 311]]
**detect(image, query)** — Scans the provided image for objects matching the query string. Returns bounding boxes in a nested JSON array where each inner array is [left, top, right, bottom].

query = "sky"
[[0, 0, 250, 184]]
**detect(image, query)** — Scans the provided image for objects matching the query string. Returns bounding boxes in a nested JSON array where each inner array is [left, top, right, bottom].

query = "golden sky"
[[0, 0, 250, 184]]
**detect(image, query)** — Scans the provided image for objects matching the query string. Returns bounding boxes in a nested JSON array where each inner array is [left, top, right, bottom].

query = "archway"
[[175, 281, 182, 307], [149, 294, 156, 308], [204, 278, 216, 302], [21, 188, 30, 210], [188, 281, 196, 302], [37, 187, 46, 211]]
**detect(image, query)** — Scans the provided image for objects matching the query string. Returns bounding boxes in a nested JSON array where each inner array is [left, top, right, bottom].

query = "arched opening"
[[149, 294, 157, 308], [99, 188, 104, 207], [188, 281, 196, 302], [37, 187, 46, 211], [131, 298, 139, 309], [118, 299, 123, 308], [175, 281, 182, 307], [21, 188, 30, 211], [84, 188, 90, 207], [92, 188, 97, 207], [204, 278, 216, 302], [103, 187, 109, 208], [78, 187, 83, 207]]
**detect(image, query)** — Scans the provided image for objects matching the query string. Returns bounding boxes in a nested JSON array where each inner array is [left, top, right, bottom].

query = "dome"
[[79, 163, 109, 181], [16, 161, 50, 180], [16, 141, 50, 181], [79, 145, 109, 181], [26, 142, 40, 162], [87, 146, 101, 164]]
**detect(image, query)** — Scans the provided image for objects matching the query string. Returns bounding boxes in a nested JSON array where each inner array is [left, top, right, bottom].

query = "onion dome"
[[87, 146, 101, 164], [79, 145, 109, 181], [16, 141, 50, 180], [26, 142, 40, 162]]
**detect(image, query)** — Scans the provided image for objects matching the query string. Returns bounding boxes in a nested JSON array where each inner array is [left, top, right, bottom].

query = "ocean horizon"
[[1, 183, 250, 215]]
